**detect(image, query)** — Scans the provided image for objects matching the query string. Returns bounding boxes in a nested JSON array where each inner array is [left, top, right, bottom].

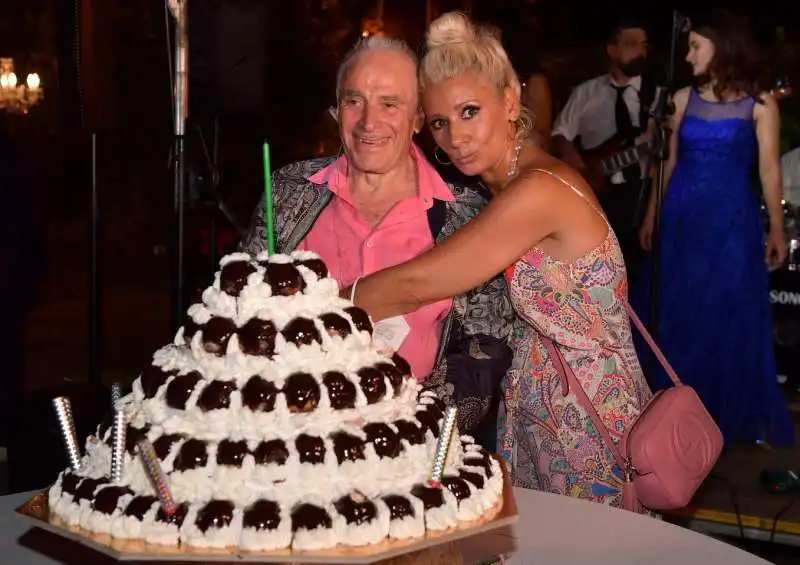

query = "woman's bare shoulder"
[[673, 87, 692, 113], [518, 159, 592, 197], [488, 160, 596, 224]]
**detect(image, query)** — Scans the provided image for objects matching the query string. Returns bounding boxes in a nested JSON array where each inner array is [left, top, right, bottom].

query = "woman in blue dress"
[[635, 10, 794, 446]]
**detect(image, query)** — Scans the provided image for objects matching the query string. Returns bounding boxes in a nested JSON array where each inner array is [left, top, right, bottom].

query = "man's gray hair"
[[335, 36, 419, 102]]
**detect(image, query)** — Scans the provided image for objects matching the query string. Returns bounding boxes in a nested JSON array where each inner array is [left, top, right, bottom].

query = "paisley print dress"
[[497, 169, 653, 512]]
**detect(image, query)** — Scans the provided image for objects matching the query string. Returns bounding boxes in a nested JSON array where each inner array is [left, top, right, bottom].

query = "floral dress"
[[497, 169, 653, 511]]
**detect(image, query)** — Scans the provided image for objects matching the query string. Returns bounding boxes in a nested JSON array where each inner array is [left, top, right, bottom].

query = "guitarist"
[[551, 15, 655, 282]]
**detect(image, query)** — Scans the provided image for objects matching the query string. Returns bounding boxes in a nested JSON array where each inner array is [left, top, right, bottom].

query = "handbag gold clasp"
[[624, 460, 638, 483]]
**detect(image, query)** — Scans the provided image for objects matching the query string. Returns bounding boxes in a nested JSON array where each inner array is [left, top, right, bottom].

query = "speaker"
[[189, 0, 269, 120], [770, 269, 800, 390]]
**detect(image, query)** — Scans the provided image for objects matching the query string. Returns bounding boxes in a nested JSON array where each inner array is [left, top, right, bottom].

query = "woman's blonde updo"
[[421, 11, 534, 140]]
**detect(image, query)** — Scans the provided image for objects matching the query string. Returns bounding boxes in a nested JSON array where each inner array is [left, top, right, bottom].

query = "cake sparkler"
[[109, 409, 126, 482], [428, 406, 458, 488], [52, 397, 81, 472], [110, 382, 122, 410], [137, 439, 178, 516]]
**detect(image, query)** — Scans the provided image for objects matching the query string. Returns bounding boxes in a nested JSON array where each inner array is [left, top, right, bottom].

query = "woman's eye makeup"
[[461, 105, 480, 119]]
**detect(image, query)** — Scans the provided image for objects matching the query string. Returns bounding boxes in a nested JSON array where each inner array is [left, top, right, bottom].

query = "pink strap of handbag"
[[541, 302, 723, 512]]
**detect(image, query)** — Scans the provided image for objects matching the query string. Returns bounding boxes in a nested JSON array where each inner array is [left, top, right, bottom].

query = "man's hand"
[[638, 212, 655, 251], [550, 134, 586, 171]]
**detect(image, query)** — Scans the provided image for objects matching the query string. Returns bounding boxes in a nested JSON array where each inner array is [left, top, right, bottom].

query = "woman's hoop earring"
[[434, 146, 452, 166]]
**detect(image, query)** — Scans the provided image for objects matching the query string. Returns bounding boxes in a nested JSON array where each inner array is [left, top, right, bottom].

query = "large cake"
[[46, 251, 504, 554]]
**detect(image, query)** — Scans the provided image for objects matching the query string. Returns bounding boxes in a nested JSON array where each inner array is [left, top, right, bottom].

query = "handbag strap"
[[541, 336, 627, 471], [539, 300, 682, 472], [623, 302, 681, 387]]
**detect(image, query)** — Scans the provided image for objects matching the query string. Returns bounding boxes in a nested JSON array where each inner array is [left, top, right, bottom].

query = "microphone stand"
[[188, 119, 248, 284], [169, 0, 189, 333], [646, 11, 689, 356]]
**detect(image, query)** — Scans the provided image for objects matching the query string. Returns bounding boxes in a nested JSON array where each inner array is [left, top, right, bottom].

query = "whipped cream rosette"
[[47, 251, 503, 553]]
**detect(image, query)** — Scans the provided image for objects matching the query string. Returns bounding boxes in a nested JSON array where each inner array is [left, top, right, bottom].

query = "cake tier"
[[49, 435, 502, 551], [129, 342, 417, 441], [86, 391, 453, 503]]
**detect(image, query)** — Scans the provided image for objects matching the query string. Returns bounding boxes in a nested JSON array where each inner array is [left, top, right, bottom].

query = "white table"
[[0, 488, 771, 565]]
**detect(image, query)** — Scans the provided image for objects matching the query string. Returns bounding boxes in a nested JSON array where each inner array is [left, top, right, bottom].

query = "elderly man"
[[240, 37, 514, 439]]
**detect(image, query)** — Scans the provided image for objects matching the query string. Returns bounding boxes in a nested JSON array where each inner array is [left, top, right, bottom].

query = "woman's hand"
[[638, 212, 655, 252], [765, 228, 787, 269]]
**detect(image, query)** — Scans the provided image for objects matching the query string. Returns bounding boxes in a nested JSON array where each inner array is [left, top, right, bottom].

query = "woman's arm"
[[648, 87, 689, 211], [639, 87, 690, 250], [351, 170, 583, 321], [754, 93, 788, 268], [522, 74, 553, 149]]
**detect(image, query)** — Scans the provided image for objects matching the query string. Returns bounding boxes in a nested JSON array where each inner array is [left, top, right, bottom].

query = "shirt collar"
[[307, 143, 455, 203], [608, 74, 642, 92]]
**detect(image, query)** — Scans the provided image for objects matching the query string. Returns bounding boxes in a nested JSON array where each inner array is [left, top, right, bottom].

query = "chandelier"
[[0, 58, 43, 114]]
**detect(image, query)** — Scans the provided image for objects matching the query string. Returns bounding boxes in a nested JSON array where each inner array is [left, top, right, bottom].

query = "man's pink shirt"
[[297, 145, 454, 380]]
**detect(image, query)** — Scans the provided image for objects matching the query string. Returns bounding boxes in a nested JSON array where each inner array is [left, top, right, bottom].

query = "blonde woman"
[[347, 12, 653, 512]]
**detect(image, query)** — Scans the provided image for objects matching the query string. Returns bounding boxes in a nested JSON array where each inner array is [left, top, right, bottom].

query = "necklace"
[[507, 137, 524, 179]]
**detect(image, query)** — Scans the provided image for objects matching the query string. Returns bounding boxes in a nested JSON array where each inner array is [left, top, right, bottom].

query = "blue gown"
[[633, 89, 795, 447]]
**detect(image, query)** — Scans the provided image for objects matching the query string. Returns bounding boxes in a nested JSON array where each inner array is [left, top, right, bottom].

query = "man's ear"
[[413, 110, 425, 134]]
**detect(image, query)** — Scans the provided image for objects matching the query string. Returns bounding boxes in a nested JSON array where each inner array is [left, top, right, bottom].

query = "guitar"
[[577, 131, 662, 195]]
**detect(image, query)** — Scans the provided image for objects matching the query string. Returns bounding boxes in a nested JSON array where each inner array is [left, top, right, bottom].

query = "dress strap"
[[685, 88, 700, 114], [529, 168, 609, 225]]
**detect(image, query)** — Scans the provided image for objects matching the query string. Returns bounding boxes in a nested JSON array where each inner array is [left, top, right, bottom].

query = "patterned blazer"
[[240, 157, 515, 434]]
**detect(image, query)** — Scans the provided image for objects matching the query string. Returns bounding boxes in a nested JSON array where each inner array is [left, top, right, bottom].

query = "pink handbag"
[[541, 302, 723, 512]]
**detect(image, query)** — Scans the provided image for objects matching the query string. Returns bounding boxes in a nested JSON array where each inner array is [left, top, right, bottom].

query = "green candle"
[[262, 142, 275, 255]]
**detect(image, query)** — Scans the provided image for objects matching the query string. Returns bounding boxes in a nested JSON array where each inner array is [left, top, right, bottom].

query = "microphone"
[[649, 85, 673, 120], [674, 12, 691, 34]]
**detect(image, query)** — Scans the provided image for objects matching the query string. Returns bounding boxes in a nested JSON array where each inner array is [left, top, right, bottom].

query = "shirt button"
[[366, 241, 373, 248]]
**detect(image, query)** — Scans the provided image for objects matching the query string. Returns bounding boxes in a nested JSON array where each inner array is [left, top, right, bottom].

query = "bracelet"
[[349, 277, 361, 303]]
